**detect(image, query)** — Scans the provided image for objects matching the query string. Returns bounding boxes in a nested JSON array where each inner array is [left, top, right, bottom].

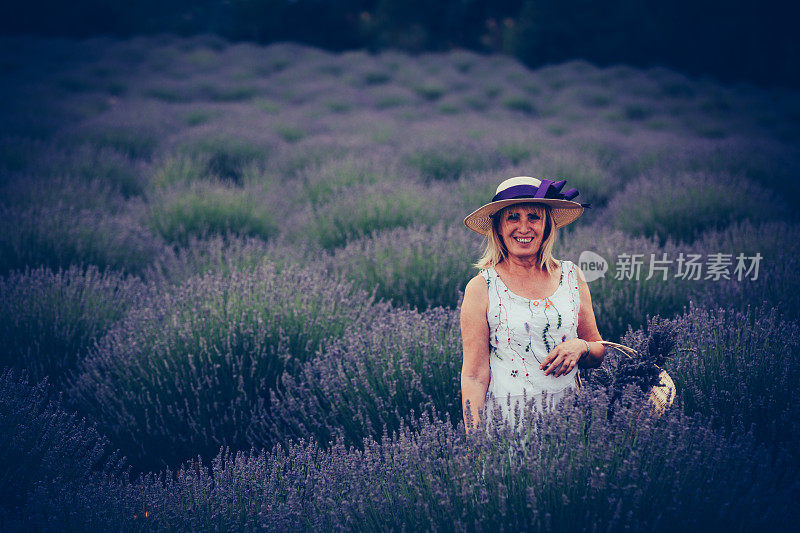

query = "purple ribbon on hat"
[[492, 179, 590, 207]]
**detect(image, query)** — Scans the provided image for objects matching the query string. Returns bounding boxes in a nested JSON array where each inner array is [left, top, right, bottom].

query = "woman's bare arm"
[[460, 274, 491, 432]]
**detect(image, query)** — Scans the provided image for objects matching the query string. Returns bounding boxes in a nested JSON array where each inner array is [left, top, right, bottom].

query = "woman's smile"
[[499, 204, 545, 256]]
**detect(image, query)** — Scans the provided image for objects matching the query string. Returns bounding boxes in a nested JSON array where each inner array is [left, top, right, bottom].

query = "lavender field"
[[2, 34, 800, 530]]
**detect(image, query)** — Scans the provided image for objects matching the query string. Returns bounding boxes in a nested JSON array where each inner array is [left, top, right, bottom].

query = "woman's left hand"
[[540, 338, 586, 377]]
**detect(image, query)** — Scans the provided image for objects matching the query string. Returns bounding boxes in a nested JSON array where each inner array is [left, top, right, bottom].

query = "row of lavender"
[[4, 300, 799, 529], [2, 35, 800, 529]]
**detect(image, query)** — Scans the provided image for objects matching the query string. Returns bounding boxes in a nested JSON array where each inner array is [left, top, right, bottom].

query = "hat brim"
[[464, 198, 583, 235]]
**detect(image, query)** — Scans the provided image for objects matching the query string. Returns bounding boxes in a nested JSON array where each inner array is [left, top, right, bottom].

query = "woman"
[[460, 176, 605, 432]]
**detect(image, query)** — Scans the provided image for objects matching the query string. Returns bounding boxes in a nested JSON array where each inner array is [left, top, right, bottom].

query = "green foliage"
[[609, 172, 789, 243], [404, 146, 489, 182], [332, 224, 481, 310], [273, 123, 306, 143], [146, 183, 278, 246], [530, 148, 618, 206], [581, 91, 613, 107], [143, 85, 188, 102], [301, 183, 440, 249], [362, 71, 392, 85], [77, 127, 159, 158], [375, 93, 411, 109], [0, 266, 143, 387], [0, 203, 162, 276], [150, 155, 208, 190], [498, 142, 533, 164], [25, 143, 145, 198], [462, 95, 489, 110], [181, 109, 214, 126], [201, 83, 257, 102], [178, 135, 269, 183], [325, 100, 352, 113], [298, 157, 383, 205], [412, 82, 446, 101], [253, 98, 281, 113], [502, 95, 537, 114], [149, 235, 301, 284], [623, 104, 651, 120]]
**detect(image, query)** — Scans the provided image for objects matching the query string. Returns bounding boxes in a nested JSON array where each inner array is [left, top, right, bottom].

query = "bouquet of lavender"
[[585, 316, 678, 417]]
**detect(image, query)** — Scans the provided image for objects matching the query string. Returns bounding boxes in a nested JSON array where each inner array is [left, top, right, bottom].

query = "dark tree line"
[[2, 0, 797, 88]]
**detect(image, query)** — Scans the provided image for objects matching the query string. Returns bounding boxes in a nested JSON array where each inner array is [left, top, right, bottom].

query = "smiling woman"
[[460, 176, 605, 432]]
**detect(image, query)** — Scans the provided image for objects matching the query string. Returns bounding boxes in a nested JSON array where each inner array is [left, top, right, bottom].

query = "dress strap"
[[562, 260, 582, 312]]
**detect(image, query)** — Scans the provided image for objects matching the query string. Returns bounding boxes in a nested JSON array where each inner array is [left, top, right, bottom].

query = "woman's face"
[[497, 204, 546, 260]]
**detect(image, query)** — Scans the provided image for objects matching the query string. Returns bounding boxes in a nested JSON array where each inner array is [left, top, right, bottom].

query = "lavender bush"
[[9, 142, 146, 198], [0, 266, 144, 388], [695, 249, 800, 321], [149, 154, 210, 190], [147, 234, 305, 285], [294, 156, 391, 206], [145, 182, 279, 246], [670, 305, 800, 466], [607, 172, 791, 243], [0, 202, 164, 276], [70, 124, 160, 159], [688, 220, 800, 318], [331, 223, 482, 310], [292, 182, 442, 249], [0, 369, 123, 530], [69, 263, 386, 471], [261, 307, 462, 448], [48, 391, 797, 531], [0, 172, 128, 213], [174, 134, 272, 185], [403, 143, 496, 182]]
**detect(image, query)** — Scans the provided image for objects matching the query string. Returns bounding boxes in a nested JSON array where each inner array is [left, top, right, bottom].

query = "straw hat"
[[463, 176, 589, 235]]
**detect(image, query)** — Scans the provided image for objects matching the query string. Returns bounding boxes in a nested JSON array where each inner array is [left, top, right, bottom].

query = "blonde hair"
[[474, 203, 559, 273]]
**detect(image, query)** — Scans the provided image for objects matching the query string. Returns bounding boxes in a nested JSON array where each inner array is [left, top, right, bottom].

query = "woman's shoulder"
[[462, 273, 489, 315], [465, 271, 489, 293]]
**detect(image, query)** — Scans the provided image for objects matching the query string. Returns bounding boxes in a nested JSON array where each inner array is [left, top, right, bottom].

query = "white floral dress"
[[482, 260, 581, 422]]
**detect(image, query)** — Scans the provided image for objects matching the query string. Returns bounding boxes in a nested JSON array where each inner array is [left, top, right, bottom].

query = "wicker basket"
[[574, 340, 676, 417]]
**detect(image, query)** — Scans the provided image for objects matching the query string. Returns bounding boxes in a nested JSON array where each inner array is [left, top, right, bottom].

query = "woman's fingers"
[[542, 345, 579, 376], [556, 359, 576, 377], [539, 352, 557, 372], [541, 351, 565, 375]]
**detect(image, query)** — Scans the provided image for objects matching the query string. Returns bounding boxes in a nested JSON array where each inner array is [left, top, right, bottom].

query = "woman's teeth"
[[514, 237, 532, 243]]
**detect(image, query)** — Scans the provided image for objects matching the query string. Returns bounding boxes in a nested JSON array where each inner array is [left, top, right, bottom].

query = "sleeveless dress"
[[481, 259, 581, 425]]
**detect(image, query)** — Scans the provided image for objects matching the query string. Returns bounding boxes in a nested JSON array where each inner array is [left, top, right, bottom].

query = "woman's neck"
[[500, 254, 550, 276]]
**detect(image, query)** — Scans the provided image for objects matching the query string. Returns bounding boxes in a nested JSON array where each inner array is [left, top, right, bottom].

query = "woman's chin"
[[508, 248, 539, 260]]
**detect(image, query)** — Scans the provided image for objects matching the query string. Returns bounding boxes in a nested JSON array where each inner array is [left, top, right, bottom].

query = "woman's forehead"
[[501, 203, 546, 215]]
